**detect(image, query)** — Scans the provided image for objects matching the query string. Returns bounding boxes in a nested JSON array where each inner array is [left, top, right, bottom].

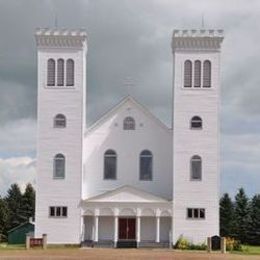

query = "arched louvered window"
[[140, 150, 153, 180], [123, 117, 135, 130], [194, 60, 201, 88], [47, 59, 55, 86], [191, 155, 202, 180], [104, 149, 117, 180], [184, 60, 192, 88], [66, 59, 74, 86], [57, 59, 64, 86], [203, 60, 211, 88], [190, 116, 202, 129], [54, 114, 66, 128], [54, 153, 65, 179]]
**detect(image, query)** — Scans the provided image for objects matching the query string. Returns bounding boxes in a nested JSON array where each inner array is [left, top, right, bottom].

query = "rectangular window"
[[49, 206, 68, 218], [187, 208, 205, 220]]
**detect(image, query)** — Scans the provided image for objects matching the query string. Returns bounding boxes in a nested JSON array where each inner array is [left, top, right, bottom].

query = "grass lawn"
[[236, 245, 260, 255]]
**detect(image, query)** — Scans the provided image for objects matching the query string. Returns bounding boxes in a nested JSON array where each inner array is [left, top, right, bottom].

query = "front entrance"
[[117, 218, 136, 248]]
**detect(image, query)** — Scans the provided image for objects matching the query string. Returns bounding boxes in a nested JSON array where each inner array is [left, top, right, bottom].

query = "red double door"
[[118, 218, 136, 240]]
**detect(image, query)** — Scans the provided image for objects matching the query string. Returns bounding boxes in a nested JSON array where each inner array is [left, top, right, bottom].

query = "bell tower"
[[35, 28, 87, 244], [172, 29, 224, 244]]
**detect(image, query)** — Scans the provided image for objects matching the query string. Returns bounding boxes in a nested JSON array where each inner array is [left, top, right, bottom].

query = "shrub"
[[226, 237, 242, 251], [174, 236, 207, 250]]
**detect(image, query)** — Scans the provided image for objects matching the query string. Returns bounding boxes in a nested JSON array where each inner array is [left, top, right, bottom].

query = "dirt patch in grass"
[[0, 248, 260, 260]]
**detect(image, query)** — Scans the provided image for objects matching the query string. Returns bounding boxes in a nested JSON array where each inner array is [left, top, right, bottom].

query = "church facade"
[[35, 28, 224, 247]]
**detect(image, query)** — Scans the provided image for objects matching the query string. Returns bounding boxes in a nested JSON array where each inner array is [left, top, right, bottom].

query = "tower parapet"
[[172, 29, 224, 51]]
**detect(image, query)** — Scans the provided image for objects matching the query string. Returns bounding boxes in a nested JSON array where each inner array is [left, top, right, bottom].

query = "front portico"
[[81, 186, 172, 248]]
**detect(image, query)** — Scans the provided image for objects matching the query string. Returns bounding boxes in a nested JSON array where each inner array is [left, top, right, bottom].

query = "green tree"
[[248, 194, 260, 245], [0, 196, 8, 241], [5, 183, 23, 230], [234, 188, 250, 243], [220, 193, 235, 237], [21, 183, 35, 221]]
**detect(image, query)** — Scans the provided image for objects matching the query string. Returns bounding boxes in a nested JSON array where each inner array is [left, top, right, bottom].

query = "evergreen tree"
[[248, 194, 260, 245], [234, 188, 250, 243], [220, 193, 235, 237], [0, 196, 8, 240], [21, 183, 35, 221], [5, 183, 24, 230]]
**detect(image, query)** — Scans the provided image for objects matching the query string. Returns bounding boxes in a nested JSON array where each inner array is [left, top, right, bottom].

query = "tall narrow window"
[[57, 59, 64, 86], [191, 155, 202, 180], [190, 116, 202, 129], [66, 59, 74, 86], [47, 59, 55, 86], [123, 117, 135, 130], [104, 150, 117, 180], [140, 150, 153, 180], [194, 60, 201, 88], [203, 60, 211, 88], [184, 60, 192, 88], [54, 114, 66, 128], [54, 154, 65, 179]]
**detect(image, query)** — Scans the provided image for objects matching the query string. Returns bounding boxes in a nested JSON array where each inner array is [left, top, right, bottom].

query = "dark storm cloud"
[[0, 0, 260, 195]]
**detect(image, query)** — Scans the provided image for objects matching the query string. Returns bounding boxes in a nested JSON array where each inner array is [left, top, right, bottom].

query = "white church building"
[[35, 28, 224, 247]]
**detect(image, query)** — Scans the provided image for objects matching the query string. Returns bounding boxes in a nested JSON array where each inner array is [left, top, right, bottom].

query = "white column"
[[114, 216, 118, 246], [156, 216, 160, 243], [94, 215, 99, 242], [136, 216, 141, 244]]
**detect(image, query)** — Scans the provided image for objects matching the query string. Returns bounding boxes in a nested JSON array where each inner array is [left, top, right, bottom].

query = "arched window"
[[184, 60, 192, 88], [203, 60, 211, 88], [57, 59, 64, 86], [54, 153, 65, 179], [140, 150, 153, 181], [104, 150, 117, 180], [47, 59, 55, 86], [194, 60, 201, 88], [54, 114, 66, 128], [123, 117, 135, 130], [190, 116, 202, 129], [66, 59, 74, 86], [191, 155, 202, 180]]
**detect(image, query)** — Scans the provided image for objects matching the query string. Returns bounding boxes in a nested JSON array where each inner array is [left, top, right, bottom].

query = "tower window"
[[54, 153, 65, 179], [187, 208, 205, 219], [194, 60, 201, 88], [184, 60, 192, 88], [203, 60, 211, 88], [190, 116, 202, 129], [47, 59, 55, 86], [140, 150, 153, 181], [191, 155, 202, 180], [57, 59, 64, 86], [123, 117, 135, 130], [49, 206, 68, 217], [104, 149, 117, 180], [54, 114, 66, 128], [66, 59, 74, 86]]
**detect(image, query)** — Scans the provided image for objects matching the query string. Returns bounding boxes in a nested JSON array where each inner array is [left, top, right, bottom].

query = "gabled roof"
[[83, 185, 170, 203], [85, 95, 171, 136]]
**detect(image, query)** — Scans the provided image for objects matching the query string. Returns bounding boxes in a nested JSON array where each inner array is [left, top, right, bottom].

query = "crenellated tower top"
[[35, 28, 87, 49], [172, 29, 224, 52]]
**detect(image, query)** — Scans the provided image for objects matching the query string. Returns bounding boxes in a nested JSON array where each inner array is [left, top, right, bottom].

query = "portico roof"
[[83, 185, 171, 204]]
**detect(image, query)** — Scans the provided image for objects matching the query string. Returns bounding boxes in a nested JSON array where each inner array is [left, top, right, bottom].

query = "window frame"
[[54, 114, 66, 128], [186, 208, 206, 220], [190, 116, 202, 130], [190, 155, 202, 181], [66, 59, 75, 86], [53, 153, 66, 179], [103, 149, 117, 180], [57, 58, 65, 86], [203, 60, 211, 88], [194, 60, 201, 88], [47, 58, 55, 86], [49, 206, 68, 218], [123, 116, 135, 130], [139, 150, 153, 181], [184, 60, 192, 88]]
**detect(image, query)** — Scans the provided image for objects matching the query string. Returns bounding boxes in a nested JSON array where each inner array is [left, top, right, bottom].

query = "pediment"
[[84, 185, 169, 203]]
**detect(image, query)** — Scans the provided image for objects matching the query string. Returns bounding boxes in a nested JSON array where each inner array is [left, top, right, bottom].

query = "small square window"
[[199, 208, 205, 219], [187, 208, 193, 218], [62, 207, 67, 217], [50, 207, 55, 217]]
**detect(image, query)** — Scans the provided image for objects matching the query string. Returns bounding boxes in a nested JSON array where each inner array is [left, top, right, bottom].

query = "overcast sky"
[[0, 0, 260, 198]]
